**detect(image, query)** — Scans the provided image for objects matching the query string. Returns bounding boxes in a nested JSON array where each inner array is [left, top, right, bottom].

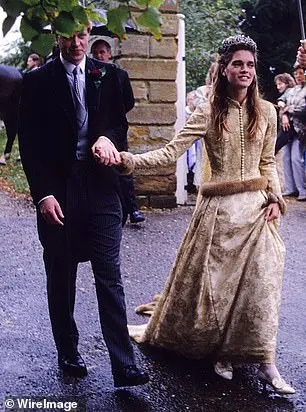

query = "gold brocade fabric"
[[129, 98, 285, 363]]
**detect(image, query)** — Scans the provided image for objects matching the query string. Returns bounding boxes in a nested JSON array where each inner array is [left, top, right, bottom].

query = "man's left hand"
[[92, 136, 121, 166]]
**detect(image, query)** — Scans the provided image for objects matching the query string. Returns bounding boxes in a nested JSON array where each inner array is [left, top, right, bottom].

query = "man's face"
[[27, 57, 37, 69], [92, 43, 112, 62], [58, 27, 90, 65]]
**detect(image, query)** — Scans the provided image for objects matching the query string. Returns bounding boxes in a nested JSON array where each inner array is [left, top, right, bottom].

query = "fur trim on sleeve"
[[117, 151, 135, 175]]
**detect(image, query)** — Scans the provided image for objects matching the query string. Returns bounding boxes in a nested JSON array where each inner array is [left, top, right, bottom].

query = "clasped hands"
[[91, 136, 122, 166], [92, 137, 134, 175]]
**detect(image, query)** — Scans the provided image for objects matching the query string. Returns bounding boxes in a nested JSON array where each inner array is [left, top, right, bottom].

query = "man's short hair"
[[29, 53, 40, 62], [90, 39, 111, 54]]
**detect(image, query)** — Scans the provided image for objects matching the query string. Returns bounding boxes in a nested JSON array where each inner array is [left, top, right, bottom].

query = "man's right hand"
[[92, 136, 121, 166], [39, 197, 64, 225]]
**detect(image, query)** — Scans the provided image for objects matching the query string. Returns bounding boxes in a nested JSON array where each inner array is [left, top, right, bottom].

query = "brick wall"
[[115, 0, 180, 209]]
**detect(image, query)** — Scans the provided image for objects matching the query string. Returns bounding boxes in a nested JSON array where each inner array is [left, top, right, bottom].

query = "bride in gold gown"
[[120, 35, 295, 395]]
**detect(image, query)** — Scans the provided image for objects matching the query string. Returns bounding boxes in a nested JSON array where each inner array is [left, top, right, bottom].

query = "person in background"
[[274, 73, 296, 154], [23, 53, 42, 74], [122, 35, 295, 395], [90, 39, 145, 224], [185, 90, 197, 193], [0, 65, 22, 165], [194, 61, 218, 105], [278, 64, 306, 200], [274, 73, 296, 98], [192, 61, 218, 187], [0, 53, 41, 166], [185, 90, 197, 120], [18, 25, 149, 388]]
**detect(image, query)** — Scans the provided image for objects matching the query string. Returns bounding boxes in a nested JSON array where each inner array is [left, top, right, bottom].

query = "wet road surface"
[[0, 192, 305, 411]]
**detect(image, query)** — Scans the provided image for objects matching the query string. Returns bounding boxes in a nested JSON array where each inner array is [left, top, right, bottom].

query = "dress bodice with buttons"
[[133, 98, 283, 205]]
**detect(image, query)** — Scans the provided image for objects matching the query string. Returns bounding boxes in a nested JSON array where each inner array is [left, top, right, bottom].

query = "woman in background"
[[274, 72, 296, 154], [279, 64, 306, 200]]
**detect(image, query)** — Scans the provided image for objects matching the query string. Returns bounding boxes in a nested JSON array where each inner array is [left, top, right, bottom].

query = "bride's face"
[[222, 50, 256, 90]]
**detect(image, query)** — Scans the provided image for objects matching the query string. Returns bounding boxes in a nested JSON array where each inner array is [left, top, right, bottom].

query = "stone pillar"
[[115, 0, 180, 209]]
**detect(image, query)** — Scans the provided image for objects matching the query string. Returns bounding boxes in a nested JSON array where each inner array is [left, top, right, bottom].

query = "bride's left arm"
[[120, 104, 210, 174]]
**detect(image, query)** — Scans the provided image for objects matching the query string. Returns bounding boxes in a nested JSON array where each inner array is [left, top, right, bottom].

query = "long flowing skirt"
[[129, 190, 285, 363]]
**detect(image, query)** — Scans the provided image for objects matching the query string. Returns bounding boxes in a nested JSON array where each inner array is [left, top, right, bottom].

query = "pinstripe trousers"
[[37, 161, 135, 373]]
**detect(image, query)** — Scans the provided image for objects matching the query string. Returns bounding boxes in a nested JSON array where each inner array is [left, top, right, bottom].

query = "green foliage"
[[181, 0, 243, 92], [240, 0, 304, 101], [0, 130, 30, 198], [59, 0, 79, 13], [0, 38, 31, 68], [133, 0, 163, 7], [1, 0, 163, 57], [52, 11, 81, 37], [20, 17, 39, 42], [107, 5, 129, 39], [148, 0, 164, 7], [135, 0, 149, 6], [72, 5, 90, 24], [136, 6, 162, 40], [31, 32, 56, 56]]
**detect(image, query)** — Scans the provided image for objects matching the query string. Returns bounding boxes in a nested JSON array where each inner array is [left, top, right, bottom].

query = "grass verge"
[[0, 129, 30, 199]]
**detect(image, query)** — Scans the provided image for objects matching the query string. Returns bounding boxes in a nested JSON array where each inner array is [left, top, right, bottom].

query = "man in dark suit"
[[90, 38, 145, 225], [18, 25, 149, 388]]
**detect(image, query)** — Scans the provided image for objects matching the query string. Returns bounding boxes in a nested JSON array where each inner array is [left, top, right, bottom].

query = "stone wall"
[[115, 0, 180, 209]]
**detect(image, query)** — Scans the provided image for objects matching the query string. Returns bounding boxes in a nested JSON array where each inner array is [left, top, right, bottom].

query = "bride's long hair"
[[210, 39, 262, 141]]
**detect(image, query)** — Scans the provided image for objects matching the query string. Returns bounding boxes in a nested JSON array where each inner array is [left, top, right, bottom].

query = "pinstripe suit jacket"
[[18, 56, 128, 206]]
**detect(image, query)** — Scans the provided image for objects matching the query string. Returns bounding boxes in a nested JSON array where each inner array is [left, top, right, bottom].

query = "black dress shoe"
[[58, 353, 88, 377], [113, 365, 150, 388], [130, 210, 145, 223]]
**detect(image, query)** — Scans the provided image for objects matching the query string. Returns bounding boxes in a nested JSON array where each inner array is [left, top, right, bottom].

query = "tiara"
[[218, 35, 257, 55]]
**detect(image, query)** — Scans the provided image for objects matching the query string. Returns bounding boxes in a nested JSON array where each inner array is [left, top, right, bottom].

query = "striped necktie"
[[72, 66, 87, 129]]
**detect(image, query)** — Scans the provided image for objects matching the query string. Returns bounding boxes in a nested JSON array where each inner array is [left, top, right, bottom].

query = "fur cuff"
[[200, 177, 268, 197], [266, 192, 287, 215], [117, 151, 135, 175]]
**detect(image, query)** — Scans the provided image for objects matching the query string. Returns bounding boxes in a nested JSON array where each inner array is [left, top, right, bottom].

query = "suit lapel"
[[52, 57, 76, 129], [86, 58, 108, 114], [51, 57, 108, 129]]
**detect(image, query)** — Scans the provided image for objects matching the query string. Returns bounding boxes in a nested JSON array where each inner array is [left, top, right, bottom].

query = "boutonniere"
[[88, 67, 106, 88]]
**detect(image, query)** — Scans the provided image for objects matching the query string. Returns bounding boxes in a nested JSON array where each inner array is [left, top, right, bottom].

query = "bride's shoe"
[[257, 370, 296, 395], [214, 361, 233, 380]]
